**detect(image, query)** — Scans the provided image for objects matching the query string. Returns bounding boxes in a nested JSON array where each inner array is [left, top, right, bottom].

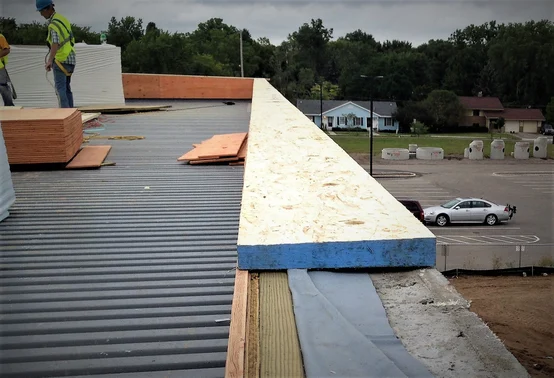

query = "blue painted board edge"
[[237, 238, 436, 270]]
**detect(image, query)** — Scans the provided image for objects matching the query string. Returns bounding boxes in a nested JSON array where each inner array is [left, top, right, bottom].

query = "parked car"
[[399, 199, 425, 223], [540, 124, 554, 135], [423, 197, 516, 227]]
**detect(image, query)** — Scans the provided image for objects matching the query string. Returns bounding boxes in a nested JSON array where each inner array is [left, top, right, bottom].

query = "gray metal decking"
[[0, 100, 250, 377]]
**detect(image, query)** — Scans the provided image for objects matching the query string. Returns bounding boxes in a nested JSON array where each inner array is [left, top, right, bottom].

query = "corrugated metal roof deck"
[[0, 100, 251, 377]]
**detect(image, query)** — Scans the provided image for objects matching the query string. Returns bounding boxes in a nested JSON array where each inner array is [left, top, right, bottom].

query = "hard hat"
[[36, 0, 53, 11]]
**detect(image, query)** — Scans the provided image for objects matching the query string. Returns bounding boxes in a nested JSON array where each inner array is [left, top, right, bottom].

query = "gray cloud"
[[2, 0, 552, 46]]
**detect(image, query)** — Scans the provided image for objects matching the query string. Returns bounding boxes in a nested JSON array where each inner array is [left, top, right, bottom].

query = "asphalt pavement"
[[370, 160, 554, 270]]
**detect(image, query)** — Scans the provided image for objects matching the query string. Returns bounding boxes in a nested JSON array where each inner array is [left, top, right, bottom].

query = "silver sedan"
[[424, 198, 516, 227]]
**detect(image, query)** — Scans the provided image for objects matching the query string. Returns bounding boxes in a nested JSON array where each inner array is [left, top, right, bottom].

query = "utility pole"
[[239, 30, 244, 78], [360, 75, 384, 177]]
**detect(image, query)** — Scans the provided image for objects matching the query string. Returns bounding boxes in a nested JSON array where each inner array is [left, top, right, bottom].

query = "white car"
[[424, 198, 516, 227]]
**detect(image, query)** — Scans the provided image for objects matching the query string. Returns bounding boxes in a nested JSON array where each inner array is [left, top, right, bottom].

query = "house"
[[458, 96, 504, 127], [484, 108, 545, 134], [458, 96, 545, 133], [296, 99, 399, 132]]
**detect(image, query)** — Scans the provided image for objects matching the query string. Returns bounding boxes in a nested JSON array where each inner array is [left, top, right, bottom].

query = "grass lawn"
[[331, 131, 519, 140], [330, 134, 554, 158], [429, 133, 520, 140]]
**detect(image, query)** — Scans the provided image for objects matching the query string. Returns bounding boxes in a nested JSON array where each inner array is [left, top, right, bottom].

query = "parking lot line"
[[480, 235, 515, 243], [389, 190, 449, 193], [428, 226, 521, 230], [437, 236, 471, 244], [436, 235, 540, 244], [457, 236, 492, 244], [514, 235, 540, 241], [493, 173, 554, 195], [493, 171, 553, 176]]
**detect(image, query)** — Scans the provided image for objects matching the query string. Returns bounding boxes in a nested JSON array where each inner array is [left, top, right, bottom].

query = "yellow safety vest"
[[46, 13, 75, 63], [0, 34, 8, 69]]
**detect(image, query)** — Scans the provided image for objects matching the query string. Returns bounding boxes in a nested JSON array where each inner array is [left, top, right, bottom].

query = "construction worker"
[[0, 33, 15, 106], [37, 0, 76, 108]]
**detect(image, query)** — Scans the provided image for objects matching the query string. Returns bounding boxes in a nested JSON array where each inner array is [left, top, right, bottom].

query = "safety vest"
[[46, 13, 75, 63], [0, 34, 7, 69]]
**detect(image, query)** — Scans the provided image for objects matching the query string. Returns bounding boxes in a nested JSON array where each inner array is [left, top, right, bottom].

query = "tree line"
[[1, 16, 553, 130]]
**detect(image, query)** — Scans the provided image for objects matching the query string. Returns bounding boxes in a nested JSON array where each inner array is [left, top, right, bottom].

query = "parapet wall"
[[237, 79, 436, 270], [122, 74, 254, 100]]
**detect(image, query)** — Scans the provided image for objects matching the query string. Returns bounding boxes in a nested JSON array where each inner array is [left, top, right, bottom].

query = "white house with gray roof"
[[296, 99, 400, 132]]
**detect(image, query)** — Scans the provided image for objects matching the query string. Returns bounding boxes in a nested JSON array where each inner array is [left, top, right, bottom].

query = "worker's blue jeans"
[[53, 62, 75, 108]]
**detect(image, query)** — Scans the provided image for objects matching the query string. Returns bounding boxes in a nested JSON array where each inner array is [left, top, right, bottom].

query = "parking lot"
[[372, 161, 554, 270]]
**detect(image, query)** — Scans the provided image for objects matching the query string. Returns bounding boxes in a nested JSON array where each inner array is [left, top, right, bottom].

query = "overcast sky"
[[2, 0, 553, 46]]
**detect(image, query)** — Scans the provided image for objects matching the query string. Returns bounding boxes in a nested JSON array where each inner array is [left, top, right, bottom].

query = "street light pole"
[[320, 81, 323, 130], [369, 97, 374, 175], [360, 75, 384, 177]]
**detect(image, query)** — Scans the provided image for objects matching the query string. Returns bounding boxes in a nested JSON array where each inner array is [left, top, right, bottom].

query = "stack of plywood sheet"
[[0, 108, 83, 165], [178, 132, 248, 165]]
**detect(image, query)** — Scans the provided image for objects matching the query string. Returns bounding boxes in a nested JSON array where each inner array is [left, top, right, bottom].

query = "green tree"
[[310, 81, 340, 100], [393, 101, 432, 132], [107, 16, 144, 52], [289, 18, 333, 78], [488, 20, 554, 107], [123, 31, 193, 74], [546, 97, 554, 124], [0, 18, 19, 43], [72, 25, 101, 44], [443, 21, 499, 95], [422, 90, 464, 131], [416, 39, 456, 91]]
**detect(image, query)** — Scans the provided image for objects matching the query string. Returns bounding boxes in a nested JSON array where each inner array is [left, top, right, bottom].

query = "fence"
[[435, 243, 554, 272]]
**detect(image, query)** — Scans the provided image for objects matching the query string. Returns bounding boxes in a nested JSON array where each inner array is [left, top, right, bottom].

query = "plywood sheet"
[[189, 157, 240, 165], [66, 145, 112, 169], [123, 74, 254, 100], [0, 108, 77, 121], [197, 133, 248, 159], [122, 74, 161, 99], [178, 133, 248, 162]]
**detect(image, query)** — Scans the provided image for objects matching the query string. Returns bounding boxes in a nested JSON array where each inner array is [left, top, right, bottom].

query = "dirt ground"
[[450, 275, 554, 378]]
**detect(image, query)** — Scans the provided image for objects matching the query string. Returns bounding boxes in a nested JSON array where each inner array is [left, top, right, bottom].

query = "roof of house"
[[458, 96, 504, 111], [296, 99, 398, 117], [484, 108, 545, 121], [0, 99, 250, 377]]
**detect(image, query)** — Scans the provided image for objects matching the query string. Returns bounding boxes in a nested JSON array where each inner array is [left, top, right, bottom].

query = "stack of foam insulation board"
[[0, 108, 83, 164], [7, 43, 125, 108], [0, 122, 16, 221]]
